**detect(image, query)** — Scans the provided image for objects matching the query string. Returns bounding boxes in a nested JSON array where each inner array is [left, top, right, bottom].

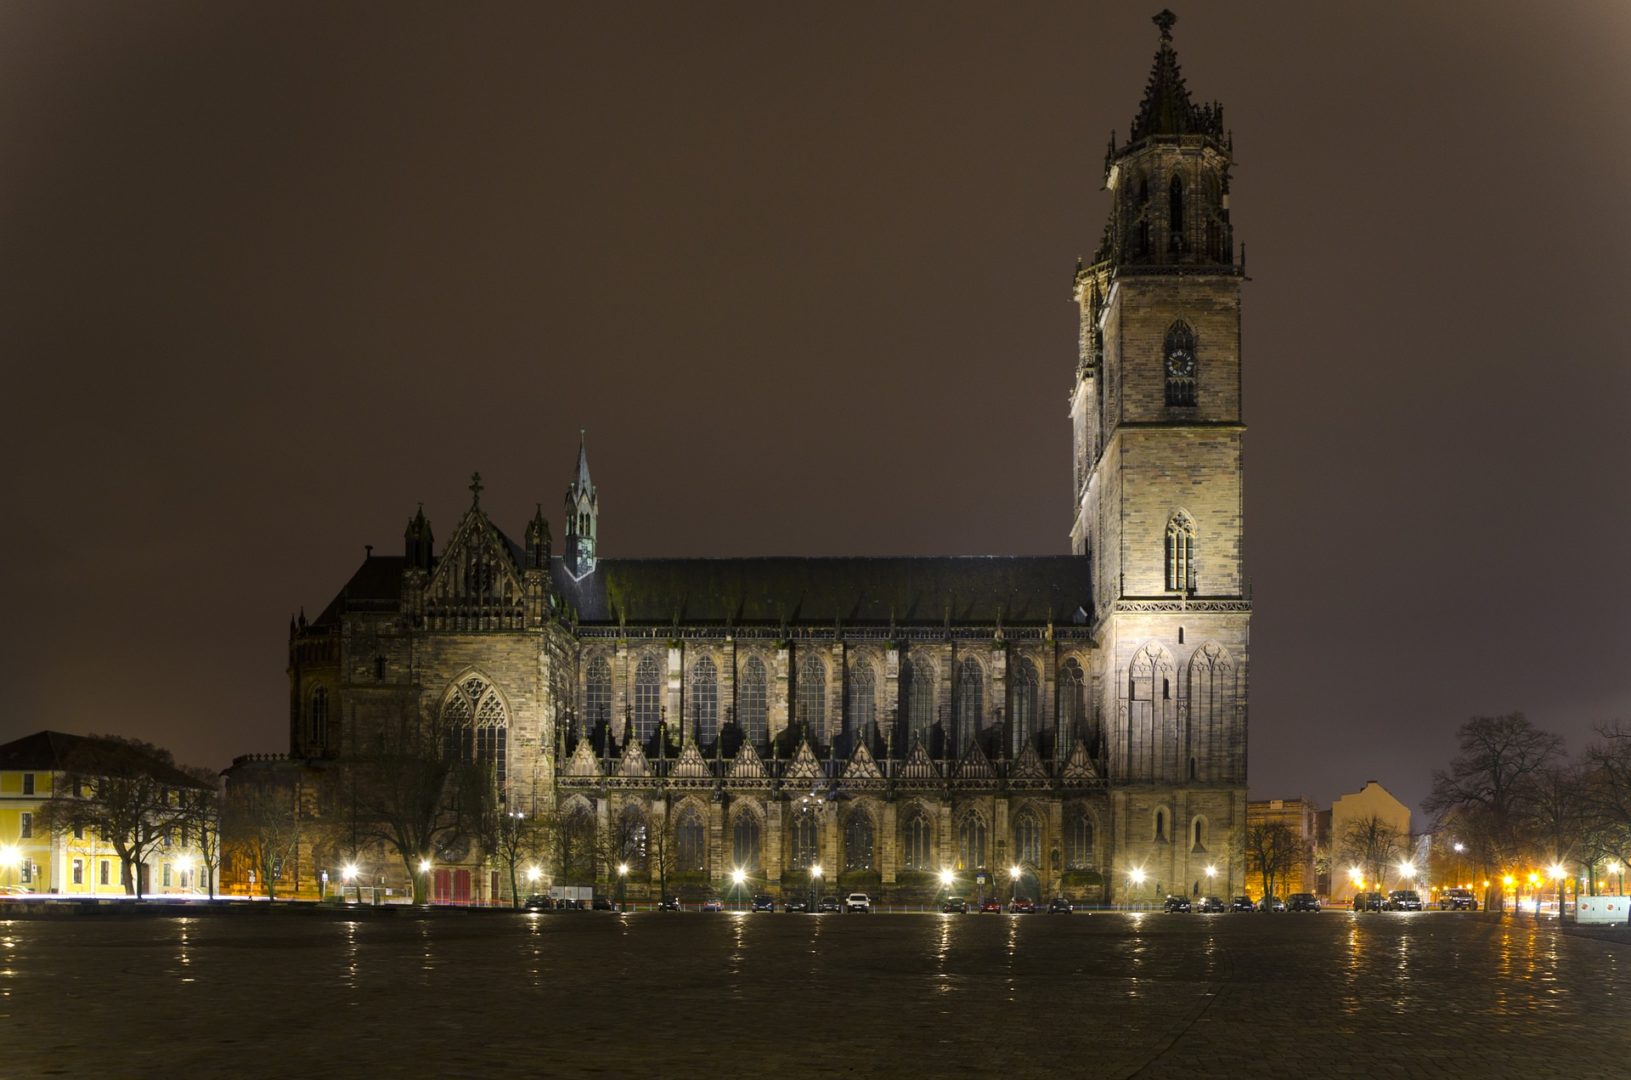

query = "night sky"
[[4, 2, 1628, 817]]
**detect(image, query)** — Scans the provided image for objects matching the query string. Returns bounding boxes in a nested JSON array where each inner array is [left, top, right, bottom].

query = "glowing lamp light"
[[1609, 862, 1622, 875], [1349, 866, 1364, 883], [341, 863, 357, 882], [178, 856, 196, 875], [1527, 873, 1540, 886], [939, 868, 955, 887], [731, 868, 746, 886], [1129, 868, 1147, 886], [418, 859, 432, 874], [0, 846, 20, 870], [1205, 865, 1217, 879], [1549, 864, 1566, 881], [1453, 842, 1465, 854], [811, 864, 823, 879], [1398, 862, 1416, 879], [1009, 866, 1021, 882], [1502, 875, 1515, 888], [526, 866, 542, 883], [617, 863, 629, 877]]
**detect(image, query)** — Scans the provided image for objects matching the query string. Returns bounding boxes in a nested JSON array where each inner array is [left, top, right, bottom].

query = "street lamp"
[[1609, 861, 1623, 896], [617, 862, 629, 911], [732, 867, 746, 910], [940, 867, 955, 907], [1128, 867, 1147, 910], [527, 866, 542, 884], [1549, 863, 1567, 919], [1008, 865, 1022, 906], [809, 863, 822, 911], [0, 845, 20, 890], [178, 855, 196, 894]]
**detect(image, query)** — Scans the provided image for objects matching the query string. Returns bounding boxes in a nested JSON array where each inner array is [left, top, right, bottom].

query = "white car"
[[845, 893, 872, 913]]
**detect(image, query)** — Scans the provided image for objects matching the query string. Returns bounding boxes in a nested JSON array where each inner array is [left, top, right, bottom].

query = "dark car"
[[817, 896, 842, 913], [657, 896, 680, 911], [979, 897, 1003, 913], [1352, 891, 1384, 912], [1287, 893, 1321, 912], [1009, 896, 1037, 914], [750, 894, 775, 913], [1439, 887, 1478, 911], [1163, 895, 1191, 913], [1047, 897, 1073, 913], [784, 898, 811, 913], [942, 897, 969, 914], [522, 894, 553, 911], [591, 897, 614, 911], [1230, 895, 1255, 912], [1385, 890, 1423, 911]]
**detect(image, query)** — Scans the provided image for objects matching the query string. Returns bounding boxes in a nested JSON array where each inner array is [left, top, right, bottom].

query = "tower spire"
[[564, 429, 599, 578]]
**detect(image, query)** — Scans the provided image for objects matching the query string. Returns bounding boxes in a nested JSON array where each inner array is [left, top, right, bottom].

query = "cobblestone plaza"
[[2, 911, 1625, 1078]]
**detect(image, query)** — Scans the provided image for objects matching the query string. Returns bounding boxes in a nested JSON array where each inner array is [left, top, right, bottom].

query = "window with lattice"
[[439, 675, 509, 790], [903, 812, 933, 870], [1059, 659, 1087, 746], [791, 812, 819, 869], [633, 655, 662, 740], [1014, 811, 1042, 868], [585, 656, 612, 734], [1165, 511, 1196, 592], [1067, 811, 1094, 869], [690, 656, 718, 744], [844, 813, 874, 871], [846, 662, 875, 743], [955, 657, 982, 754], [739, 656, 768, 745], [675, 809, 706, 872], [1009, 659, 1038, 755], [905, 658, 935, 745], [957, 814, 986, 870], [796, 653, 826, 738], [308, 687, 328, 748], [732, 813, 761, 870]]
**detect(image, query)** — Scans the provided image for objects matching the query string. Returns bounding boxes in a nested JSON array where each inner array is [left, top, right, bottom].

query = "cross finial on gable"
[[469, 471, 483, 506], [1154, 9, 1176, 40]]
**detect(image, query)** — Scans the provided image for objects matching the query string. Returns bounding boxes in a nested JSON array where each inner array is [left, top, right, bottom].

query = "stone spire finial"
[[1154, 9, 1176, 41], [469, 471, 483, 506]]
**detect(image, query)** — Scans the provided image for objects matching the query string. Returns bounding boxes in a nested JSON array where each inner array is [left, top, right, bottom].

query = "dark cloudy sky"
[[4, 2, 1628, 817]]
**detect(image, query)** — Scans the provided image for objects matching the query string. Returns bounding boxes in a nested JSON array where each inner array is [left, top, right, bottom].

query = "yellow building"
[[0, 731, 216, 897]]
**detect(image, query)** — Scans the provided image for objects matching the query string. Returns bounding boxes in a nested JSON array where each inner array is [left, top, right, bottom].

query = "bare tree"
[[1337, 814, 1403, 893], [1245, 821, 1303, 907], [1426, 713, 1564, 909], [465, 777, 554, 908], [1585, 723, 1631, 880], [34, 736, 199, 897], [223, 770, 303, 901], [182, 766, 223, 900]]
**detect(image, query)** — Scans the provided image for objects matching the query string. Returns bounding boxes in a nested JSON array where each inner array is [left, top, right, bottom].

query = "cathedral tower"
[[563, 431, 598, 578], [1074, 10, 1248, 891]]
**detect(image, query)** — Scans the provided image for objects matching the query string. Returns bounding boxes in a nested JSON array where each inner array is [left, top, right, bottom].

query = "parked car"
[[522, 894, 553, 911], [1259, 896, 1287, 912], [979, 897, 1003, 913], [1195, 896, 1226, 913], [591, 897, 614, 911], [817, 896, 842, 913], [845, 893, 872, 913], [1439, 887, 1478, 911], [657, 896, 680, 911], [1230, 896, 1255, 912], [1163, 895, 1191, 913], [701, 897, 724, 912], [1352, 891, 1384, 912], [1287, 893, 1321, 912], [942, 897, 969, 914], [1047, 897, 1073, 913], [784, 898, 811, 913], [751, 894, 776, 913], [1385, 890, 1423, 911], [1009, 896, 1037, 914]]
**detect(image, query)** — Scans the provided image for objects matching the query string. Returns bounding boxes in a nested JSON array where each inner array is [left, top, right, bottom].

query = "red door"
[[433, 868, 452, 904], [454, 869, 471, 904]]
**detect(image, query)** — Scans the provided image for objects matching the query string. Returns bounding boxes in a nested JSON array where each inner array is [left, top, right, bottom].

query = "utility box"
[[1576, 897, 1630, 925]]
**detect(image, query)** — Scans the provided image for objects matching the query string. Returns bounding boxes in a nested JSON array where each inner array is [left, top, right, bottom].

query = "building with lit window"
[[272, 13, 1251, 907]]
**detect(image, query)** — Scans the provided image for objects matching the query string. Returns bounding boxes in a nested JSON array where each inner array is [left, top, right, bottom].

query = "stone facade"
[[266, 15, 1252, 907]]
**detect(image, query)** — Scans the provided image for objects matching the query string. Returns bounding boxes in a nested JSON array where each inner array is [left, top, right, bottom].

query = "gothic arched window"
[[905, 658, 935, 745], [308, 687, 328, 748], [902, 810, 933, 870], [732, 811, 761, 871], [675, 807, 706, 872], [585, 656, 612, 735], [1059, 659, 1087, 747], [633, 654, 662, 740], [1009, 659, 1039, 755], [955, 657, 983, 755], [1168, 175, 1184, 249], [1163, 320, 1197, 407], [957, 813, 987, 871], [846, 662, 876, 743], [791, 810, 819, 869], [619, 805, 648, 871], [796, 653, 827, 739], [1165, 511, 1196, 592], [1066, 810, 1095, 869], [440, 675, 509, 791], [690, 656, 719, 745], [844, 811, 875, 871], [739, 656, 768, 745], [1014, 809, 1042, 868]]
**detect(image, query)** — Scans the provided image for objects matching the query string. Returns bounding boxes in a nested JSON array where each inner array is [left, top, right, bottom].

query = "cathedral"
[[278, 12, 1250, 907]]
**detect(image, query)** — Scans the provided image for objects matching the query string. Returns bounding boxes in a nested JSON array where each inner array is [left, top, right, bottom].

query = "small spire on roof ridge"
[[1154, 9, 1176, 41], [469, 471, 483, 506]]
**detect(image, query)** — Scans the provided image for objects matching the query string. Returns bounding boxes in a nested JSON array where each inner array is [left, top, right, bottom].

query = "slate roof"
[[0, 730, 208, 789]]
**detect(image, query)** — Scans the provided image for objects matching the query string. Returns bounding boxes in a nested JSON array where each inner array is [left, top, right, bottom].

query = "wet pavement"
[[0, 909, 1625, 1078]]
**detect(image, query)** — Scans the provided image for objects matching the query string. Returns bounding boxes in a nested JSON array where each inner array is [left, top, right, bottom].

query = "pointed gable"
[[728, 740, 768, 780], [841, 740, 883, 781], [1060, 739, 1100, 783], [1010, 743, 1048, 781], [425, 501, 527, 631], [671, 740, 711, 779], [618, 739, 650, 778], [899, 736, 941, 781], [564, 740, 603, 779], [956, 740, 993, 779], [784, 737, 824, 782]]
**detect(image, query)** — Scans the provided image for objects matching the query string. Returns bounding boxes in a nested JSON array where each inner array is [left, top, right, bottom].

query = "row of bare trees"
[[1426, 713, 1631, 909]]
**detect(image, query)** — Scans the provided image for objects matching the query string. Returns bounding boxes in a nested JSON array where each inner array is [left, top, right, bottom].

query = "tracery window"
[[1059, 659, 1087, 747], [1014, 809, 1042, 868], [955, 657, 983, 755], [690, 656, 719, 745], [1009, 659, 1039, 755], [585, 656, 612, 734], [796, 653, 826, 739], [904, 658, 935, 745], [633, 654, 663, 741], [1164, 320, 1197, 407], [1066, 810, 1095, 870], [558, 803, 597, 880], [902, 811, 933, 871], [844, 812, 875, 872], [956, 813, 987, 871], [791, 811, 820, 869], [675, 808, 706, 872], [732, 812, 761, 871], [308, 687, 328, 748], [846, 662, 876, 743], [1165, 511, 1196, 592], [620, 806, 649, 871], [739, 656, 768, 745], [1168, 175, 1184, 249], [440, 674, 508, 790]]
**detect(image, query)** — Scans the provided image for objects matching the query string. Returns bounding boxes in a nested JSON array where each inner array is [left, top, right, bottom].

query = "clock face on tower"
[[1165, 347, 1195, 379]]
